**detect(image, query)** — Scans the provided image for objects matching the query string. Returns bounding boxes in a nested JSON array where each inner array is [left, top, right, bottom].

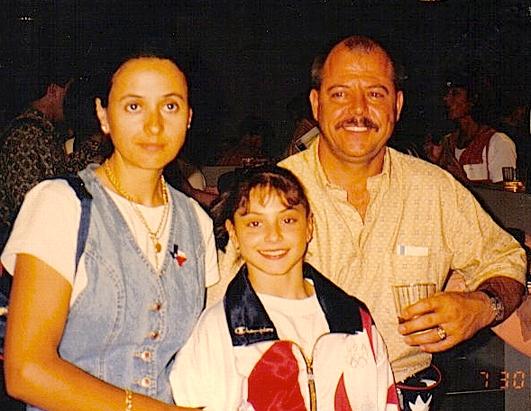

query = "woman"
[[1, 50, 218, 410], [425, 76, 516, 184]]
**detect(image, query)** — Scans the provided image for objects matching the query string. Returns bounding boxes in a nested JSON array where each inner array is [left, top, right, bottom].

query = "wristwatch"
[[480, 289, 505, 323]]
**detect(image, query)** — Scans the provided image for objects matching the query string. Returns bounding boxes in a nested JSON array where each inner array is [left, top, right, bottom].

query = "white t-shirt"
[[256, 290, 329, 357], [1, 179, 219, 305], [455, 131, 516, 183]]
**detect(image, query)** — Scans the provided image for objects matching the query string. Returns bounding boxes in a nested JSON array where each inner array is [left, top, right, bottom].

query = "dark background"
[[1, 0, 530, 163]]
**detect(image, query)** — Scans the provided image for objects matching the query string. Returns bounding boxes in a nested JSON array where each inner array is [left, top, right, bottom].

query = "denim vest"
[[27, 165, 205, 410]]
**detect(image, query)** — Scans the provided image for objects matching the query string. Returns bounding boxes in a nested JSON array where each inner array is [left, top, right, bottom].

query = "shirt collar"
[[309, 136, 332, 189], [311, 135, 393, 193], [367, 146, 392, 194]]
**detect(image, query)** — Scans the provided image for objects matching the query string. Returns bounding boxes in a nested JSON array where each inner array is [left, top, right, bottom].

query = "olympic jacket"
[[170, 264, 399, 411]]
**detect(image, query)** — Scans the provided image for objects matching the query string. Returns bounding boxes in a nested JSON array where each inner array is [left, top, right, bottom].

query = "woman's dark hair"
[[210, 164, 310, 251], [98, 42, 189, 108], [444, 71, 496, 124]]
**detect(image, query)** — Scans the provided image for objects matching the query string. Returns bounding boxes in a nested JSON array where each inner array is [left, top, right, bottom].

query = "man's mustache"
[[336, 117, 379, 131]]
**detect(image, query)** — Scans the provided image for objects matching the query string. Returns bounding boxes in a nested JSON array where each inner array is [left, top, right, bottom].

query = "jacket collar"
[[224, 263, 367, 347]]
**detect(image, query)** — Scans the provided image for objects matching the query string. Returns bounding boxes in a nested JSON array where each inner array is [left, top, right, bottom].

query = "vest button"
[[141, 351, 152, 361], [151, 302, 162, 312], [140, 377, 151, 388], [149, 330, 160, 340]]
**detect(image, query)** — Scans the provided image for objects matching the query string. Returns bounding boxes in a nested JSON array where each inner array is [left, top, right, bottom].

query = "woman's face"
[[96, 57, 192, 171], [443, 86, 472, 121]]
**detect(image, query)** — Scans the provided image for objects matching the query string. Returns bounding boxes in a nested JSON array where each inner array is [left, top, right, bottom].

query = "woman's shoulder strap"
[[53, 174, 93, 272]]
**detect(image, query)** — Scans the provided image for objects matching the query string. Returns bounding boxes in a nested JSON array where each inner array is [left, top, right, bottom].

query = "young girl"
[[2, 49, 218, 410], [170, 165, 398, 410]]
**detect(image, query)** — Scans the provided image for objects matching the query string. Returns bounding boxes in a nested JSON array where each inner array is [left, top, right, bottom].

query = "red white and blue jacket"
[[170, 264, 399, 410]]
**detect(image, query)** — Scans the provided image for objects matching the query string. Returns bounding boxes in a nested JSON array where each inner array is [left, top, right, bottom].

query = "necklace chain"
[[103, 160, 169, 268]]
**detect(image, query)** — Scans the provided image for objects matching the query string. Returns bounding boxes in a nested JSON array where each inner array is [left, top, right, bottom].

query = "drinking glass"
[[392, 282, 436, 323], [502, 166, 516, 182]]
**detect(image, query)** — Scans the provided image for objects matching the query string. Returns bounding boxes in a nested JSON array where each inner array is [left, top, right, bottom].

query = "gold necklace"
[[103, 160, 170, 267]]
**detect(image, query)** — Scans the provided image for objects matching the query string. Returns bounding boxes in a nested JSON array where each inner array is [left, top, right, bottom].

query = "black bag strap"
[[57, 174, 93, 272]]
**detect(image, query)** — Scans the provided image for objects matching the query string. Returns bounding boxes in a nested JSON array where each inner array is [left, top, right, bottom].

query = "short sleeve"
[[171, 303, 233, 409], [1, 180, 81, 286], [487, 132, 516, 183], [190, 200, 220, 287]]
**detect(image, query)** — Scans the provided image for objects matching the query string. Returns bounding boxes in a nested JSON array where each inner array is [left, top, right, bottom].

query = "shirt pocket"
[[387, 252, 434, 285]]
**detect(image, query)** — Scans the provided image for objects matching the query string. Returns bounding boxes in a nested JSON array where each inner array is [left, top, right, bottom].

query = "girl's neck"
[[248, 267, 314, 300]]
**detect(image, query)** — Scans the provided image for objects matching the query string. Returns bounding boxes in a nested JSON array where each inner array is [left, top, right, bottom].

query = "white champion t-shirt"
[[256, 287, 329, 358], [1, 179, 219, 305]]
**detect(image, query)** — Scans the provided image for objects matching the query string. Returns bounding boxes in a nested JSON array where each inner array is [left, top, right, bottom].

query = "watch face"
[[492, 296, 505, 322], [480, 290, 504, 323]]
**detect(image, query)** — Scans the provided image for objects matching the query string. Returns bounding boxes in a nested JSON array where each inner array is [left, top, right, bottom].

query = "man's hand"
[[397, 291, 495, 352]]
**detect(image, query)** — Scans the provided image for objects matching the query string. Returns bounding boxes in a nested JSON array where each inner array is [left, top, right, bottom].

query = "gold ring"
[[436, 326, 447, 341]]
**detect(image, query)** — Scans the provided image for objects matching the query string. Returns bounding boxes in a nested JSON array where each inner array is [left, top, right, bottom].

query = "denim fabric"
[[27, 165, 205, 410]]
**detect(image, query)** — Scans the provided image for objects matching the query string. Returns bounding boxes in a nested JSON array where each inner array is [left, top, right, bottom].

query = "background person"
[[283, 93, 319, 157], [0, 67, 72, 251], [217, 115, 272, 166], [62, 73, 112, 166], [424, 74, 517, 184], [172, 165, 398, 410], [0, 65, 110, 254], [2, 49, 218, 410]]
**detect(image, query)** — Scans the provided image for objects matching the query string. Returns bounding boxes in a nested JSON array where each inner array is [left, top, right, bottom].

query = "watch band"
[[480, 289, 505, 323]]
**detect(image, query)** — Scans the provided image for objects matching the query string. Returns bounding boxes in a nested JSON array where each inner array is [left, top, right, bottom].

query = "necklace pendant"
[[154, 242, 162, 253]]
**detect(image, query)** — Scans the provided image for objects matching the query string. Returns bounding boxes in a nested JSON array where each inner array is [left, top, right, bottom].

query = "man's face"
[[310, 45, 403, 168]]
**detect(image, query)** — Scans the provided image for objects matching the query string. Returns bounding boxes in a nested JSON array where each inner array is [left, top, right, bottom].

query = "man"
[[282, 36, 526, 409], [213, 36, 526, 411]]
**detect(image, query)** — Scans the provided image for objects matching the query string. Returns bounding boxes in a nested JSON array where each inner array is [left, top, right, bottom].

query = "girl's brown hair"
[[210, 164, 310, 251]]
